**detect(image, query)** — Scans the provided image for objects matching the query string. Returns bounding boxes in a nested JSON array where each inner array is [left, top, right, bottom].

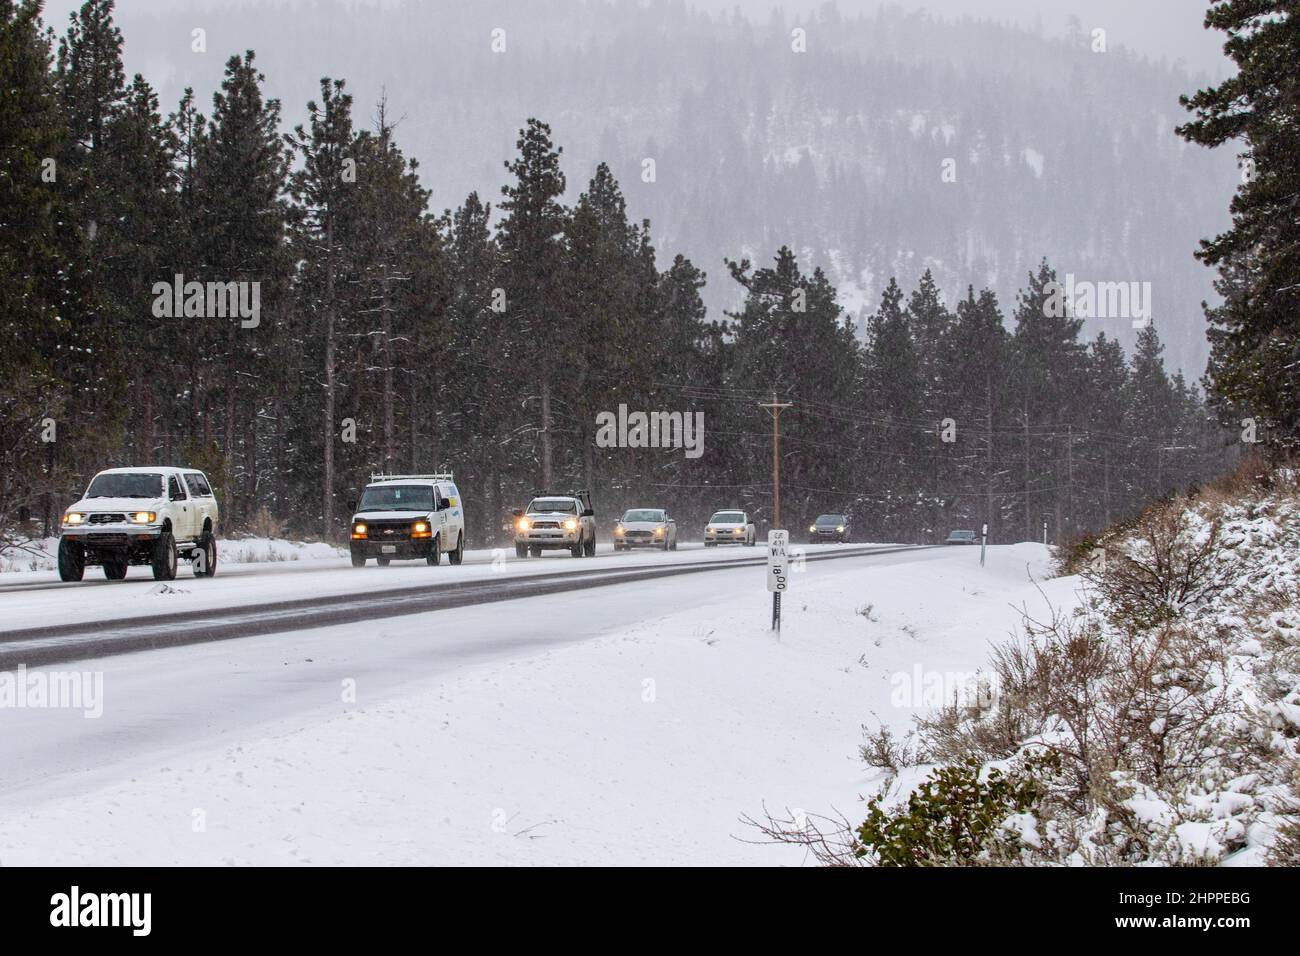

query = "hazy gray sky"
[[40, 0, 1231, 79]]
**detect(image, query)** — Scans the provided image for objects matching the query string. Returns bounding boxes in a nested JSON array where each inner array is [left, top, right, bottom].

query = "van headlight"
[[63, 512, 85, 525], [352, 523, 368, 539]]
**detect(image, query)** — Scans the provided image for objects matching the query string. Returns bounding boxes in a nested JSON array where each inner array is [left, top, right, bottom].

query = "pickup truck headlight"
[[63, 512, 85, 525], [563, 518, 578, 531], [127, 511, 157, 524]]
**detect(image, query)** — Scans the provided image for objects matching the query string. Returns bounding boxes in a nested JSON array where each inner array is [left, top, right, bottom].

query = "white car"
[[703, 509, 756, 547], [58, 467, 220, 581], [349, 474, 465, 566], [613, 508, 677, 551]]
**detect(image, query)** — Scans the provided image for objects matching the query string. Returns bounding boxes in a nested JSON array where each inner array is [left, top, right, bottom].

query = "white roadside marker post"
[[768, 529, 789, 633], [980, 522, 988, 567]]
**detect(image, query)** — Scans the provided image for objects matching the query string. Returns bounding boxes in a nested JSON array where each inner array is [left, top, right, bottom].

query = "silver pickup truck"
[[513, 490, 595, 558]]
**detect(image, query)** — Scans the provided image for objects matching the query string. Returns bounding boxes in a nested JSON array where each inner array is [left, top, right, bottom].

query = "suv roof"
[[95, 466, 204, 476]]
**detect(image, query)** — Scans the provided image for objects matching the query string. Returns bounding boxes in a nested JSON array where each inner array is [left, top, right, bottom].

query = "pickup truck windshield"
[[359, 485, 435, 512], [529, 499, 576, 513], [86, 473, 164, 498]]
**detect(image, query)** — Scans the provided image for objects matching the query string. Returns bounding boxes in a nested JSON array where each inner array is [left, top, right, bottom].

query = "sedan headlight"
[[614, 525, 624, 536], [809, 525, 816, 532], [63, 512, 86, 525], [706, 526, 714, 533], [836, 525, 845, 532], [127, 511, 157, 524], [654, 526, 665, 536]]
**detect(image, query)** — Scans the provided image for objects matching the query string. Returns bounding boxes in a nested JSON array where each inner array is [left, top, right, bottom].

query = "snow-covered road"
[[0, 541, 1063, 865]]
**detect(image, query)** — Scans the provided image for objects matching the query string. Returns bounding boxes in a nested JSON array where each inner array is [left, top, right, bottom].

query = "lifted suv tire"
[[57, 538, 85, 582], [583, 534, 596, 557], [151, 530, 178, 581], [193, 532, 217, 578]]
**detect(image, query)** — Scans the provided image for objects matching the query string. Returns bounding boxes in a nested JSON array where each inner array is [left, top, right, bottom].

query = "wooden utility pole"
[[759, 393, 793, 529]]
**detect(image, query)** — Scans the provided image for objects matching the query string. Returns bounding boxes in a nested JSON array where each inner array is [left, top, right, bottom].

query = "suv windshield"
[[816, 515, 846, 526], [711, 512, 744, 523], [623, 510, 664, 522], [86, 473, 164, 498], [529, 499, 576, 513], [358, 484, 434, 512]]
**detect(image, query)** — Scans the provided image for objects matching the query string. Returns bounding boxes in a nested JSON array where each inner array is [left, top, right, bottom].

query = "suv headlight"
[[63, 512, 85, 525], [563, 518, 578, 531], [517, 518, 530, 532], [127, 511, 157, 524], [809, 525, 816, 532]]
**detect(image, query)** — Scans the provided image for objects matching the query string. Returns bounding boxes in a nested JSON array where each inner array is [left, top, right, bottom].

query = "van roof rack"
[[369, 473, 454, 483]]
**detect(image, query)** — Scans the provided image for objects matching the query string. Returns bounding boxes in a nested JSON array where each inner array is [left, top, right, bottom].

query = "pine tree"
[[497, 118, 568, 490], [1178, 0, 1300, 447], [286, 77, 354, 532], [194, 51, 290, 523], [0, 0, 66, 540]]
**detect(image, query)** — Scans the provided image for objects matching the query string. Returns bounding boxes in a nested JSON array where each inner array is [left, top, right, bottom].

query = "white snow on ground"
[[0, 543, 1054, 865], [0, 536, 345, 575]]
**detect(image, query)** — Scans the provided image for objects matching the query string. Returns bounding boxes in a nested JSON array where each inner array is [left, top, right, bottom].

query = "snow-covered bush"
[[765, 465, 1300, 866]]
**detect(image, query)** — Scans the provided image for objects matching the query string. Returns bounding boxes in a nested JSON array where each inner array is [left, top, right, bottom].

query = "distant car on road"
[[58, 466, 220, 582], [613, 508, 677, 551], [945, 529, 979, 545], [808, 513, 851, 543], [704, 510, 756, 547]]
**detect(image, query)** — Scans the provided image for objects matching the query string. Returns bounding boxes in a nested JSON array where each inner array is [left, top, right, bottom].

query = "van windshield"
[[358, 485, 434, 512]]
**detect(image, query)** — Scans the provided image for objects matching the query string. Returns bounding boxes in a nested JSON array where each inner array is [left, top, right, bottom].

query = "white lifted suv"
[[513, 491, 595, 558], [349, 474, 465, 567], [58, 467, 220, 581]]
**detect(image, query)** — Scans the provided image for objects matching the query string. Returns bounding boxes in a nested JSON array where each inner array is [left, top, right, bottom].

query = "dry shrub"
[[243, 505, 285, 540], [1086, 500, 1232, 630]]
